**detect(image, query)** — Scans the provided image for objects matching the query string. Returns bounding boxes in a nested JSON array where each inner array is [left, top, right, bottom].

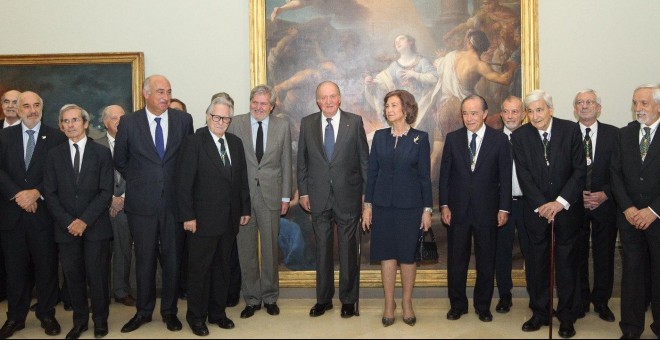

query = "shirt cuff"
[[556, 196, 570, 210], [649, 207, 660, 219], [499, 210, 510, 214], [281, 198, 290, 203]]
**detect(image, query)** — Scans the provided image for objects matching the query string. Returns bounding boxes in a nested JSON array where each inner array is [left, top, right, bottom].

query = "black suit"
[[114, 108, 193, 318], [576, 122, 618, 309], [43, 139, 113, 327], [0, 122, 7, 300], [610, 120, 660, 337], [0, 123, 67, 322], [176, 128, 250, 324], [439, 126, 512, 312], [511, 117, 586, 323]]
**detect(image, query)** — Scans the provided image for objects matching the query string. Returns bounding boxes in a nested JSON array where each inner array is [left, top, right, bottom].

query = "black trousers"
[[495, 198, 529, 298]]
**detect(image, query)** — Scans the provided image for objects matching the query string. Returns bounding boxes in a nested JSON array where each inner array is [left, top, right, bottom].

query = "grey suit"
[[228, 113, 292, 305], [297, 110, 369, 305], [97, 134, 133, 300]]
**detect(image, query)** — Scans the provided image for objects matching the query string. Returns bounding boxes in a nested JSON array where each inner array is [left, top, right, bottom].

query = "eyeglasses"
[[61, 117, 83, 124], [576, 100, 597, 106], [209, 114, 232, 123]]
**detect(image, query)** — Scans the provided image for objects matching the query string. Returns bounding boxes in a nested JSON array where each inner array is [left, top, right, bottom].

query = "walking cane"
[[549, 219, 556, 339]]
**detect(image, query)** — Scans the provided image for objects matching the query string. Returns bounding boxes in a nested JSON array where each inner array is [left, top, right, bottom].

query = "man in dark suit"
[[96, 104, 136, 307], [0, 91, 67, 338], [611, 84, 660, 339], [43, 104, 114, 339], [297, 81, 369, 318], [114, 75, 194, 333], [572, 89, 618, 323], [176, 96, 251, 336], [439, 95, 512, 322], [512, 89, 586, 339]]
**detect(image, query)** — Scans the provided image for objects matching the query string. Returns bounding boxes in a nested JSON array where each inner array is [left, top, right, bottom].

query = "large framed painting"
[[0, 52, 144, 139], [250, 0, 538, 287]]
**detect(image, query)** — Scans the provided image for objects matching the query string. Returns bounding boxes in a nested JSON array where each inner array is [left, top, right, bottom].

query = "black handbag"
[[415, 228, 439, 264]]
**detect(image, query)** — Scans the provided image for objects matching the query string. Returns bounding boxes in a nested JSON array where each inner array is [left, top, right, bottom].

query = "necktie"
[[324, 118, 335, 161], [640, 127, 651, 162], [155, 117, 165, 160], [219, 138, 231, 169], [73, 143, 80, 184], [24, 130, 36, 169], [256, 121, 264, 163], [469, 133, 477, 170], [584, 128, 593, 190], [109, 140, 120, 187], [542, 132, 550, 166]]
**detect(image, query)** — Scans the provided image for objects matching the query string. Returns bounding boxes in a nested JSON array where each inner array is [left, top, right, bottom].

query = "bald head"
[[101, 104, 126, 137], [143, 75, 172, 115], [1, 90, 21, 123], [18, 91, 43, 129]]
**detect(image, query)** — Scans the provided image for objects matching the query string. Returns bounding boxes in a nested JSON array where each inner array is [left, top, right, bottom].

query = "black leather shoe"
[[558, 321, 576, 338], [495, 297, 512, 313], [163, 315, 182, 331], [0, 320, 25, 338], [121, 314, 152, 333], [309, 303, 333, 317], [340, 304, 356, 318], [213, 317, 234, 330], [594, 304, 615, 322], [189, 322, 209, 337], [41, 317, 61, 336], [522, 316, 549, 332], [620, 333, 640, 339], [65, 324, 88, 339], [240, 304, 261, 318], [476, 310, 493, 322], [114, 295, 136, 307], [265, 303, 280, 316], [446, 308, 467, 320], [226, 295, 240, 308], [93, 322, 108, 338]]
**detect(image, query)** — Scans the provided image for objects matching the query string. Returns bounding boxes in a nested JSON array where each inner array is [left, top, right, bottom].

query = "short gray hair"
[[206, 96, 234, 116], [250, 84, 276, 107], [634, 83, 660, 104], [524, 89, 553, 109], [59, 104, 90, 123], [573, 89, 601, 107]]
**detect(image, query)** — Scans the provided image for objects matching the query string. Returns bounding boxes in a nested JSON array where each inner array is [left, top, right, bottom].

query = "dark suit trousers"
[[111, 210, 133, 299], [311, 194, 359, 305], [447, 221, 497, 312], [127, 208, 183, 317], [228, 239, 241, 299], [495, 198, 529, 298], [619, 216, 660, 336], [576, 210, 617, 306], [185, 232, 234, 324], [0, 215, 59, 322], [59, 239, 112, 326], [524, 210, 579, 323]]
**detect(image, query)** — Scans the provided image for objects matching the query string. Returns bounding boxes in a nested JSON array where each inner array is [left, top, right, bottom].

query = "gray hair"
[[211, 92, 235, 106], [17, 91, 43, 107], [250, 84, 276, 107], [573, 89, 601, 107], [59, 104, 90, 123], [100, 105, 124, 121], [524, 89, 553, 109], [634, 83, 660, 104], [206, 96, 234, 116], [142, 74, 168, 94]]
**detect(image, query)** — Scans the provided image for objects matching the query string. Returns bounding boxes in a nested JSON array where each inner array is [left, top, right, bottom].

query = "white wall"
[[0, 0, 658, 128]]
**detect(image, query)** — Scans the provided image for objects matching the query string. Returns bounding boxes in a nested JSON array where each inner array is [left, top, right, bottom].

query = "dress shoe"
[[93, 322, 108, 338], [594, 304, 615, 322], [476, 310, 493, 322], [381, 317, 395, 327], [446, 308, 467, 320], [558, 321, 576, 338], [211, 317, 234, 329], [41, 317, 61, 336], [651, 322, 660, 337], [226, 294, 240, 308], [495, 297, 512, 313], [403, 316, 417, 326], [265, 303, 280, 316], [114, 295, 136, 307], [240, 304, 261, 318], [619, 333, 640, 339], [522, 316, 549, 332], [121, 314, 152, 333], [309, 303, 333, 317], [0, 320, 25, 338], [163, 315, 183, 331], [65, 324, 88, 339], [340, 304, 356, 318], [189, 321, 209, 337], [179, 289, 188, 300]]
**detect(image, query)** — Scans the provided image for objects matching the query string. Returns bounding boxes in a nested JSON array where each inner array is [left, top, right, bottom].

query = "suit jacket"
[[96, 135, 126, 197], [113, 108, 193, 215], [0, 120, 4, 128], [439, 126, 512, 226], [0, 123, 67, 230], [611, 120, 660, 215], [227, 113, 292, 210], [175, 128, 251, 237], [297, 110, 369, 214], [365, 128, 432, 209], [512, 117, 586, 218], [43, 139, 114, 243], [585, 121, 618, 222]]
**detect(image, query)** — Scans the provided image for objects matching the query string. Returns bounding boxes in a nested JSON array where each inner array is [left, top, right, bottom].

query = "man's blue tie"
[[155, 117, 165, 160], [24, 130, 36, 169], [324, 118, 335, 161]]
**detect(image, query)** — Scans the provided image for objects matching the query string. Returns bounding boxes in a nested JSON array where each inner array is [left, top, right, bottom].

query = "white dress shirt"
[[146, 108, 169, 151]]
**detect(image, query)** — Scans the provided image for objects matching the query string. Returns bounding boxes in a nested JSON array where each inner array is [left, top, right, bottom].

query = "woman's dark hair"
[[383, 89, 418, 125]]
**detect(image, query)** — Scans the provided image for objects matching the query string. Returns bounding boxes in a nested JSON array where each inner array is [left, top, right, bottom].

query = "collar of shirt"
[[251, 114, 269, 150], [579, 121, 598, 139], [107, 133, 116, 145], [640, 117, 660, 143], [209, 128, 231, 163], [146, 108, 169, 145], [503, 126, 513, 137], [69, 136, 88, 168], [21, 121, 41, 136], [321, 109, 341, 142], [467, 123, 487, 141], [536, 117, 553, 141], [3, 119, 20, 129]]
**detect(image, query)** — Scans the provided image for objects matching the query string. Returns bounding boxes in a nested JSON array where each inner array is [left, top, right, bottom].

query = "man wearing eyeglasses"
[[114, 75, 194, 334], [176, 96, 251, 336], [572, 89, 618, 323]]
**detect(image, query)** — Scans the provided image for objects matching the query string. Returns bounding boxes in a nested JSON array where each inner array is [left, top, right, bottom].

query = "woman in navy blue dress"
[[362, 89, 433, 327]]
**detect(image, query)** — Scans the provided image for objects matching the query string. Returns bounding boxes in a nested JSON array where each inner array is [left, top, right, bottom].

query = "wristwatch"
[[424, 207, 433, 214]]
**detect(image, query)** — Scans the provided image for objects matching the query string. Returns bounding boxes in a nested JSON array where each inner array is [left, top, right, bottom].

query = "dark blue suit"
[[439, 125, 512, 313]]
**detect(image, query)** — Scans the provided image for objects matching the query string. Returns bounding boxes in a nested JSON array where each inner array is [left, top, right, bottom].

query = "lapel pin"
[[42, 136, 47, 140], [413, 136, 419, 144]]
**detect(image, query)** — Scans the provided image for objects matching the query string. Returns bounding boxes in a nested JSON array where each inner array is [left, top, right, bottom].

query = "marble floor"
[[0, 293, 656, 339]]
